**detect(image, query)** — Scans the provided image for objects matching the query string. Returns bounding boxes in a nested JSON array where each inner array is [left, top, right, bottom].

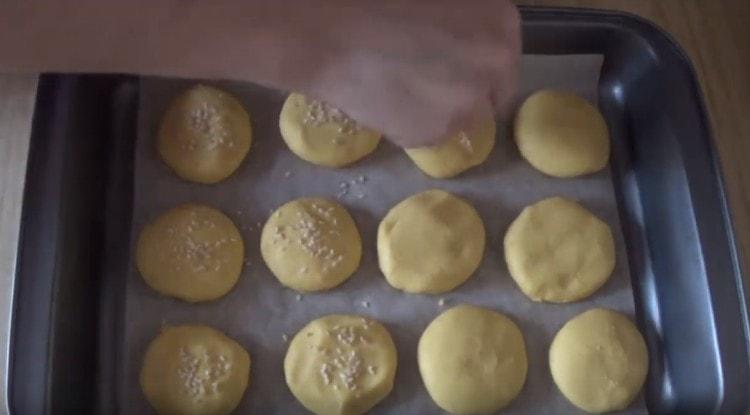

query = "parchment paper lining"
[[122, 55, 645, 414]]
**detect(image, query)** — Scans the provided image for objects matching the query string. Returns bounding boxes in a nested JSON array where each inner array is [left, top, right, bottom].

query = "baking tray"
[[7, 7, 749, 415]]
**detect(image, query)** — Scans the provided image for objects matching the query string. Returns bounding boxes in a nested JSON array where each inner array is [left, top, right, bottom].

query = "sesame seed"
[[438, 298, 446, 306], [296, 294, 303, 301], [282, 334, 289, 342], [320, 363, 333, 385], [457, 131, 474, 153]]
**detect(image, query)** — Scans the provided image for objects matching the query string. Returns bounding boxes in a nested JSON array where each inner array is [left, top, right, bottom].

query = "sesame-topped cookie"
[[261, 197, 361, 292], [405, 117, 496, 179], [279, 93, 381, 168], [284, 314, 397, 415], [158, 85, 252, 184], [140, 325, 251, 415], [135, 203, 244, 302]]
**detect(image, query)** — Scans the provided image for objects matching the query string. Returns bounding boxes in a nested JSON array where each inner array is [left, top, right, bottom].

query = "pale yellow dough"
[[261, 197, 362, 292], [405, 118, 496, 178], [378, 189, 485, 294], [418, 305, 527, 415], [140, 325, 251, 415], [504, 197, 615, 303], [136, 203, 244, 302], [514, 90, 609, 177], [279, 93, 381, 167], [284, 314, 397, 415], [550, 308, 648, 413], [158, 84, 252, 184]]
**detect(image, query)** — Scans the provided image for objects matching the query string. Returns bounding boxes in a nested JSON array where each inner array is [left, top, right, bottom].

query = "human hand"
[[0, 0, 520, 149], [294, 0, 521, 148]]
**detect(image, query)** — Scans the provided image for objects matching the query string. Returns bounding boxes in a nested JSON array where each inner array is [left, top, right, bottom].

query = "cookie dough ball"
[[284, 315, 397, 415], [158, 84, 252, 184], [405, 118, 496, 178], [514, 90, 609, 177], [378, 189, 485, 294], [136, 203, 244, 302], [550, 308, 648, 413], [279, 93, 381, 168], [140, 325, 251, 415], [418, 305, 527, 414], [261, 197, 362, 292], [504, 197, 615, 303]]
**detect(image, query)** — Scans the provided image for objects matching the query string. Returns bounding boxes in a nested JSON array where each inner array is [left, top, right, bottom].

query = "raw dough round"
[[504, 197, 615, 303], [405, 118, 496, 178], [418, 305, 527, 415], [550, 308, 648, 413], [514, 90, 609, 177], [261, 197, 362, 292], [136, 203, 244, 302], [378, 189, 485, 294], [140, 325, 251, 415], [158, 84, 252, 184], [279, 93, 381, 168], [284, 314, 398, 415]]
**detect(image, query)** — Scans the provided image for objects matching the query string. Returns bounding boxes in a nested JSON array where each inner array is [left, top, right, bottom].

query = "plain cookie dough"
[[418, 305, 528, 415], [158, 84, 252, 184], [136, 203, 244, 302], [279, 93, 381, 167], [405, 118, 496, 178], [284, 314, 397, 415], [550, 308, 648, 413], [514, 90, 609, 177], [378, 189, 485, 294], [261, 197, 362, 292], [504, 196, 615, 303], [140, 325, 251, 415]]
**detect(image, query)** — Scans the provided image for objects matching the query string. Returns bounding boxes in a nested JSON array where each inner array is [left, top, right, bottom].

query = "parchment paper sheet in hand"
[[121, 55, 646, 414]]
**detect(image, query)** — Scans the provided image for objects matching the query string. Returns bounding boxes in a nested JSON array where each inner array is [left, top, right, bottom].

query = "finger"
[[489, 2, 522, 117]]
